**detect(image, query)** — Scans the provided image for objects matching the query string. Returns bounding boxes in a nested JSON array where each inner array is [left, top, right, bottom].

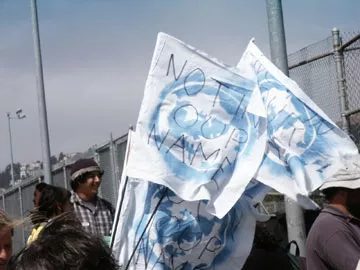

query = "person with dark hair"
[[8, 213, 119, 270], [306, 156, 360, 270], [69, 158, 114, 239], [27, 185, 72, 244], [33, 182, 48, 207], [0, 210, 15, 270]]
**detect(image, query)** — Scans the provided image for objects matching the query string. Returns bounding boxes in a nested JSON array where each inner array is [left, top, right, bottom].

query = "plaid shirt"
[[70, 191, 115, 237]]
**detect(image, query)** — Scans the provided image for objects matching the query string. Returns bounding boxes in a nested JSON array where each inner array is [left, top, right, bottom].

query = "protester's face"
[[78, 172, 102, 198], [0, 229, 12, 270], [346, 188, 360, 219], [33, 189, 41, 207]]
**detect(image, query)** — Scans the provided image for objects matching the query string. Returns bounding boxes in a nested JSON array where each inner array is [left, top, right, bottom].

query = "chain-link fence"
[[1, 134, 128, 252], [262, 29, 360, 214], [343, 31, 360, 147], [288, 36, 340, 123], [288, 30, 360, 143], [1, 29, 360, 252]]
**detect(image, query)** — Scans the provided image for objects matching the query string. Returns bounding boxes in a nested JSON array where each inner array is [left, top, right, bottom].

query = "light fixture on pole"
[[7, 109, 26, 186]]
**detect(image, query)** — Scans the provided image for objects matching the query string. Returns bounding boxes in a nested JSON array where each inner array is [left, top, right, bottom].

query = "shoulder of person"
[[314, 209, 346, 229], [307, 210, 345, 244]]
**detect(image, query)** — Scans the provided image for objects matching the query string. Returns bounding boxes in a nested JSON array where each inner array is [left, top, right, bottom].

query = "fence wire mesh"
[[98, 148, 117, 208], [288, 36, 341, 123], [349, 113, 360, 147], [342, 31, 360, 145]]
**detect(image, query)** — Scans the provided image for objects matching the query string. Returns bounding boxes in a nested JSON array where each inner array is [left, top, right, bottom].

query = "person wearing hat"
[[306, 156, 360, 270], [70, 158, 114, 238]]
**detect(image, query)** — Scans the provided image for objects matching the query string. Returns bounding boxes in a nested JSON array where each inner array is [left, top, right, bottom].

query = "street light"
[[7, 109, 26, 186]]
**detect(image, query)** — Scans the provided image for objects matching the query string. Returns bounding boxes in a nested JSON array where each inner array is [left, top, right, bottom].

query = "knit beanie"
[[70, 158, 102, 181]]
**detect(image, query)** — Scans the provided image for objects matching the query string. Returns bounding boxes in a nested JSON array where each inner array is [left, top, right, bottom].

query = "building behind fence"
[[2, 29, 360, 252]]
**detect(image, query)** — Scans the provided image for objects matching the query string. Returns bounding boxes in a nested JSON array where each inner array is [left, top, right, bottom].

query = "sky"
[[0, 0, 359, 169]]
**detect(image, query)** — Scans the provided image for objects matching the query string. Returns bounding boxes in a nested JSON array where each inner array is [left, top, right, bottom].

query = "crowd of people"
[[0, 156, 359, 269], [0, 158, 118, 270]]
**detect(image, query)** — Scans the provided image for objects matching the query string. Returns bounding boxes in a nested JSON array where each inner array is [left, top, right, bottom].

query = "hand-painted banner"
[[126, 33, 267, 218], [236, 40, 359, 207], [113, 34, 359, 270], [126, 32, 359, 218], [112, 131, 270, 270], [112, 177, 270, 270]]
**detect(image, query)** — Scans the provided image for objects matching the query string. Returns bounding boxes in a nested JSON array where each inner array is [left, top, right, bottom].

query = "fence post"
[[93, 147, 103, 198], [112, 135, 121, 191], [109, 133, 118, 195], [332, 28, 350, 134], [2, 194, 5, 210], [18, 186, 25, 245], [63, 160, 68, 190], [266, 0, 307, 256]]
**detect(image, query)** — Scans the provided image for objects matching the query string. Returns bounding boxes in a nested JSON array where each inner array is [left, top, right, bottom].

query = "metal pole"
[[63, 160, 68, 190], [30, 0, 52, 185], [109, 133, 117, 201], [2, 194, 5, 210], [93, 149, 103, 198], [113, 140, 120, 192], [332, 28, 350, 134], [266, 0, 289, 75], [266, 0, 306, 256], [110, 133, 120, 190], [7, 113, 15, 186], [18, 186, 26, 245]]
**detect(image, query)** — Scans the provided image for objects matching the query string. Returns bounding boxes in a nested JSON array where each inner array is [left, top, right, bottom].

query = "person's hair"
[[33, 186, 71, 224], [70, 174, 87, 191], [70, 171, 103, 191], [8, 213, 119, 270], [0, 210, 15, 236], [322, 187, 348, 202], [35, 182, 48, 193]]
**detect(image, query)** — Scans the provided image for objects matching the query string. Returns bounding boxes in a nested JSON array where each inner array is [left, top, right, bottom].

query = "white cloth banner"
[[127, 33, 358, 216], [112, 178, 269, 270], [113, 33, 359, 270], [236, 40, 359, 207], [127, 33, 267, 218], [112, 131, 270, 269]]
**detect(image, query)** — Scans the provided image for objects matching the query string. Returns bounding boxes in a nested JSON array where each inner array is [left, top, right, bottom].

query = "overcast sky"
[[0, 0, 359, 169]]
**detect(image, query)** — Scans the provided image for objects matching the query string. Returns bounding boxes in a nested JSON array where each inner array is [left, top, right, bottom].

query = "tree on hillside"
[[50, 155, 57, 165], [58, 152, 65, 162], [13, 162, 21, 180], [0, 166, 11, 188]]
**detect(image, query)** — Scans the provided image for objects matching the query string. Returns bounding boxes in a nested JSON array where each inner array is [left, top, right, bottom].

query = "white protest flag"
[[111, 129, 270, 269], [126, 33, 268, 218], [112, 130, 272, 269], [236, 40, 359, 207], [110, 129, 134, 261], [112, 178, 270, 270]]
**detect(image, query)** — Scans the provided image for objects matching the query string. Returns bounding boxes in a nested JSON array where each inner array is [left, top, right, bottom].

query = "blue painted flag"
[[236, 40, 358, 207], [113, 34, 359, 270], [126, 33, 267, 218]]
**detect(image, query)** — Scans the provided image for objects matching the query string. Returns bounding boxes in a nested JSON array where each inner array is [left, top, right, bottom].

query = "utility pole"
[[266, 0, 306, 256], [30, 0, 52, 184]]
